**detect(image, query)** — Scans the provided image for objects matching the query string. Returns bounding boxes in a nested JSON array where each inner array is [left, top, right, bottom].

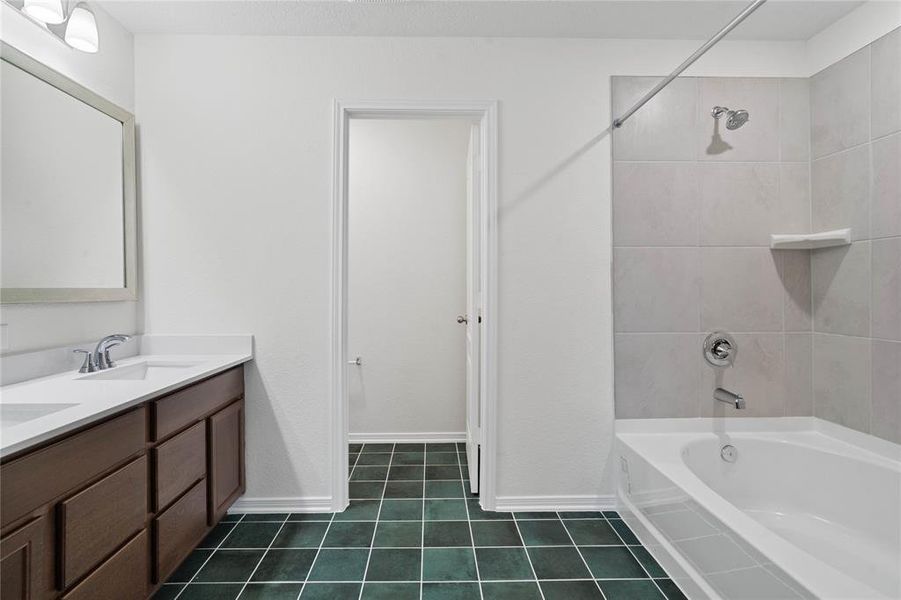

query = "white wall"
[[135, 35, 807, 507], [348, 119, 470, 438], [0, 3, 137, 354]]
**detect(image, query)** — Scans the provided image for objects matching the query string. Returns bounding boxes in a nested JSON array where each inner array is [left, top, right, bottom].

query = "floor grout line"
[[601, 513, 670, 600], [356, 443, 393, 600], [420, 446, 427, 600], [510, 513, 548, 600], [234, 513, 291, 599], [171, 513, 246, 599], [296, 511, 338, 600], [556, 512, 609, 600], [457, 446, 486, 600]]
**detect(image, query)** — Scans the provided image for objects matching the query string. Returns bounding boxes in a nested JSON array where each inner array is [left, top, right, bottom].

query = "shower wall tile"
[[779, 250, 811, 332], [870, 27, 901, 139], [614, 334, 700, 418], [700, 248, 782, 332], [612, 162, 699, 246], [697, 78, 779, 162], [698, 334, 786, 418], [613, 248, 699, 332], [811, 242, 871, 337], [778, 78, 810, 162], [871, 237, 901, 342], [813, 333, 871, 434], [611, 75, 815, 421], [698, 164, 779, 246], [870, 340, 901, 444], [871, 133, 901, 239], [811, 46, 870, 159], [811, 145, 870, 241], [612, 76, 698, 161], [784, 334, 813, 416], [808, 29, 901, 443]]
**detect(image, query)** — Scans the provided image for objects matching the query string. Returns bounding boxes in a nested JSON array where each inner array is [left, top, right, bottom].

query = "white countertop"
[[0, 335, 253, 458]]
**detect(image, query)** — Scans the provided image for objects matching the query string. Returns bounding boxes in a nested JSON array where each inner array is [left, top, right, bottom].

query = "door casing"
[[330, 99, 499, 512]]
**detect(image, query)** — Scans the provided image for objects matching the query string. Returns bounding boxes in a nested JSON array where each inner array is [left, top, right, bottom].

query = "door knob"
[[348, 356, 362, 366], [456, 315, 468, 324]]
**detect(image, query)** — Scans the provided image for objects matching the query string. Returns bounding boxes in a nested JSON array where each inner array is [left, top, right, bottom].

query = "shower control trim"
[[704, 331, 737, 368]]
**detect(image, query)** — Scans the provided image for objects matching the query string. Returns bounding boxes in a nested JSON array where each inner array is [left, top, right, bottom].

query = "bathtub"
[[615, 418, 901, 600]]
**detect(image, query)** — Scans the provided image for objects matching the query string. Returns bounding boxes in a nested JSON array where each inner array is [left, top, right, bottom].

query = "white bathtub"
[[615, 418, 901, 600]]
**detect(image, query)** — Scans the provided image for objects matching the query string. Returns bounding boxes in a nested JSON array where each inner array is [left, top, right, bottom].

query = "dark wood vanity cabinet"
[[0, 365, 245, 600]]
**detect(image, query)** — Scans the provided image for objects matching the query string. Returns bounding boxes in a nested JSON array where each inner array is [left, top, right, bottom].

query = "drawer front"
[[154, 421, 206, 511], [0, 515, 53, 600], [154, 367, 244, 441], [1, 408, 146, 529], [154, 479, 207, 583], [61, 530, 148, 600], [60, 456, 148, 588]]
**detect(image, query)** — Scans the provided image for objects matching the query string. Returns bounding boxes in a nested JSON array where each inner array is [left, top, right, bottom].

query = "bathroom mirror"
[[0, 42, 136, 303]]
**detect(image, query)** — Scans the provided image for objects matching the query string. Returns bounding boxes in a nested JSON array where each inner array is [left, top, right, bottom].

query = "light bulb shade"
[[64, 5, 99, 53], [22, 0, 65, 24]]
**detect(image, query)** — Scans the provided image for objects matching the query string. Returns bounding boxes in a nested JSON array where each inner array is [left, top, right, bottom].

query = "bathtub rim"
[[615, 416, 900, 600]]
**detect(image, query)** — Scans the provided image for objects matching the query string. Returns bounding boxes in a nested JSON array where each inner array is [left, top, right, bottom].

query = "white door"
[[464, 124, 481, 494]]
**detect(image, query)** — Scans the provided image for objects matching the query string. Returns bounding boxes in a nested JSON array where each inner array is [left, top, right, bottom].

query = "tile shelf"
[[769, 228, 851, 250]]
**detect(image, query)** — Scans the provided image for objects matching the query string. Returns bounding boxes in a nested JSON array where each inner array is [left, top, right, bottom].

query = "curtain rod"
[[612, 0, 768, 129]]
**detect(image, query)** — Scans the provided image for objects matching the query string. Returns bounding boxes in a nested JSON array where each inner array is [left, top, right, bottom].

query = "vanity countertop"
[[0, 335, 253, 458]]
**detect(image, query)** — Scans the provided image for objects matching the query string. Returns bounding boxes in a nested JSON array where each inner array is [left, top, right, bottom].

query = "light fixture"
[[22, 0, 65, 24], [64, 3, 98, 53]]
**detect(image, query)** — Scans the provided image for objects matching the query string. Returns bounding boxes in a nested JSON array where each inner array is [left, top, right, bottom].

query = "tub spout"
[[714, 387, 745, 409]]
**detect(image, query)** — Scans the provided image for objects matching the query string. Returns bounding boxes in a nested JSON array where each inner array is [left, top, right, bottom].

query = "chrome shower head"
[[711, 106, 750, 130]]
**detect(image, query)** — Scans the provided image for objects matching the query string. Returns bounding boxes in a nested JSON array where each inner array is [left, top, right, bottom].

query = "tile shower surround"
[[155, 444, 686, 600], [611, 28, 901, 445]]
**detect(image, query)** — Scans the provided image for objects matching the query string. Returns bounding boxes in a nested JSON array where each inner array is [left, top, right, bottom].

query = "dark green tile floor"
[[156, 443, 686, 600]]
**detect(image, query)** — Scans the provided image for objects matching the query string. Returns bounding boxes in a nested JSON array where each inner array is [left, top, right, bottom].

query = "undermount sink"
[[78, 360, 202, 381], [1, 403, 78, 428]]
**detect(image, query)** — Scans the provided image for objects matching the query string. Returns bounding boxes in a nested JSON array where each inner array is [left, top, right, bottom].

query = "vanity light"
[[64, 3, 98, 53], [22, 0, 65, 24]]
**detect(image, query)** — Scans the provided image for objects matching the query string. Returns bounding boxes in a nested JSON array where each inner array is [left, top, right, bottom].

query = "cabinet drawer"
[[154, 421, 206, 511], [59, 456, 147, 588], [1, 408, 146, 529], [154, 367, 243, 441], [154, 479, 207, 583], [62, 530, 148, 600]]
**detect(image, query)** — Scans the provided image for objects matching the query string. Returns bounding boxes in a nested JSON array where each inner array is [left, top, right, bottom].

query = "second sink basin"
[[1, 403, 78, 428], [78, 360, 202, 381]]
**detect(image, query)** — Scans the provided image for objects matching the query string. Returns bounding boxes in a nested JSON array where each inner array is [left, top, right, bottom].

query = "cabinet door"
[[0, 515, 52, 600], [208, 400, 244, 524]]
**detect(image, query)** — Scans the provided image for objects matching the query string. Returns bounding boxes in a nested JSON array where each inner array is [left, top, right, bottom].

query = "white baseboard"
[[349, 432, 466, 443], [494, 494, 616, 512], [229, 496, 333, 514]]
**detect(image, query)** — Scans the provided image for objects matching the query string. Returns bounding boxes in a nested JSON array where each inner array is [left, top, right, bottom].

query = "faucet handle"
[[73, 349, 96, 374]]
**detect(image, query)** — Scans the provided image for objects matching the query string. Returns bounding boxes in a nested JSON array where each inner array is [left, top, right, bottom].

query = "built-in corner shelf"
[[769, 228, 851, 250]]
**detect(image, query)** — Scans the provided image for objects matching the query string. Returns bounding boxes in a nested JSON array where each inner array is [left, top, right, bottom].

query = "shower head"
[[711, 106, 750, 130]]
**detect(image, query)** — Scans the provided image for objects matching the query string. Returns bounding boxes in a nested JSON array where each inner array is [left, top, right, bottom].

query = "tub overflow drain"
[[720, 444, 737, 463]]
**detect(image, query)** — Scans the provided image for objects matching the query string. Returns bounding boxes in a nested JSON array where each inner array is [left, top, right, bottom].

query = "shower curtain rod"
[[612, 0, 768, 128]]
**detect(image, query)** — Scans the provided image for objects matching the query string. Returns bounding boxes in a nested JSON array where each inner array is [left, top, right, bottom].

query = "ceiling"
[[99, 0, 866, 40]]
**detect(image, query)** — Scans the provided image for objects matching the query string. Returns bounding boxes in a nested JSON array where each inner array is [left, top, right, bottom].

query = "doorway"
[[331, 100, 498, 512]]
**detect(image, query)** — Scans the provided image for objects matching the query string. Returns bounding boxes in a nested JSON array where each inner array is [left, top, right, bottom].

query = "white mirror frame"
[[1, 42, 137, 304]]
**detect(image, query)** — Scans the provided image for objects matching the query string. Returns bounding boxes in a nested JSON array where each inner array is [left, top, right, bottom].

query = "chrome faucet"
[[94, 334, 131, 370], [73, 334, 131, 373], [714, 387, 745, 410]]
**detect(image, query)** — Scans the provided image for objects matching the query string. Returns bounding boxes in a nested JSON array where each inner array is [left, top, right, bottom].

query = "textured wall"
[[612, 75, 814, 419], [810, 27, 901, 443]]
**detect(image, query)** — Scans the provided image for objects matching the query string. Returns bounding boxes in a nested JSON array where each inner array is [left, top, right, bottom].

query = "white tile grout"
[[167, 445, 671, 600]]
